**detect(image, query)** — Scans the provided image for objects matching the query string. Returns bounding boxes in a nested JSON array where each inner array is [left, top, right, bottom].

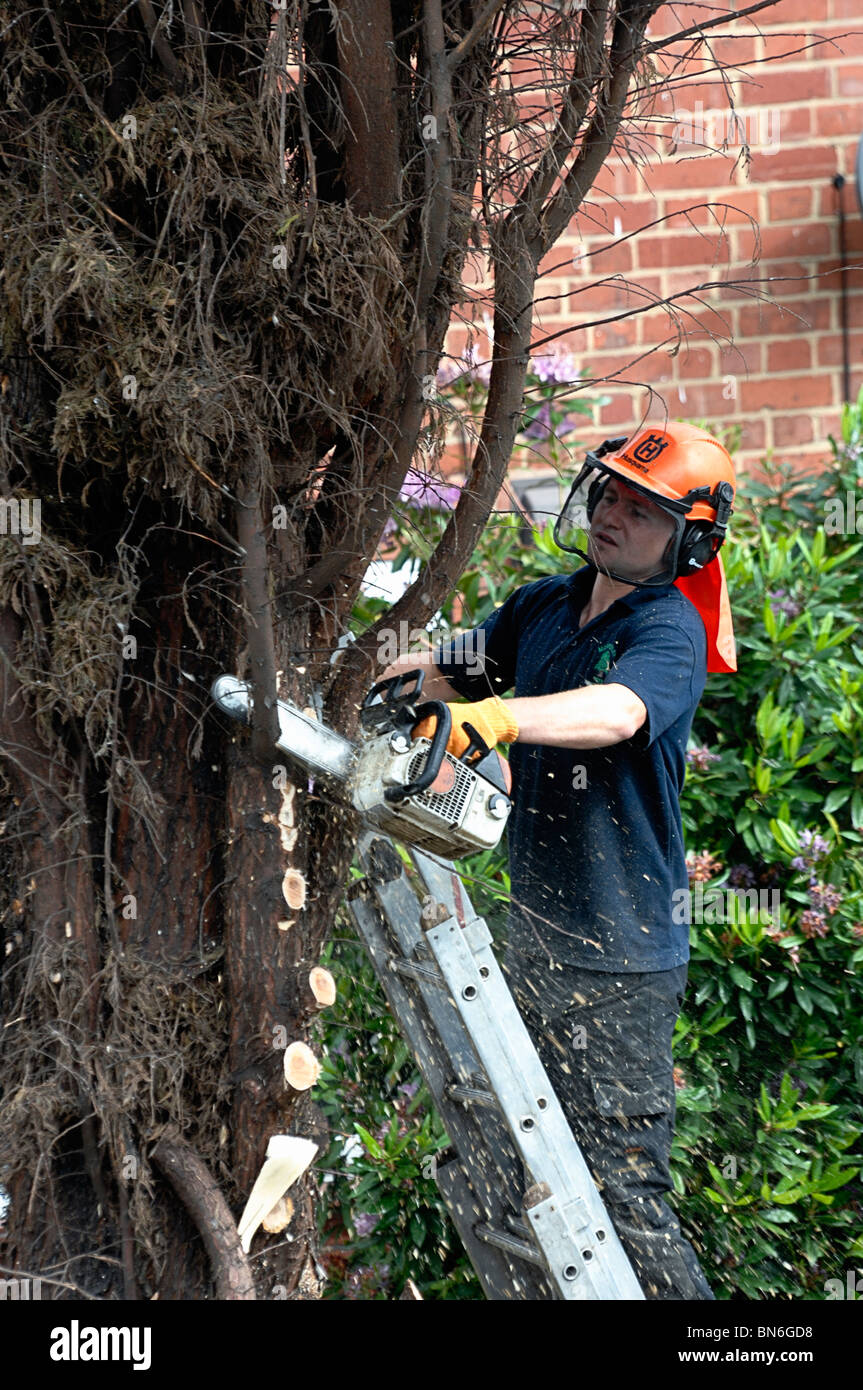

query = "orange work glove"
[[411, 696, 519, 760]]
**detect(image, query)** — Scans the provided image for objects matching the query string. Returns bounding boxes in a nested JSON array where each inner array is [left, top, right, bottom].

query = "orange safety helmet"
[[553, 422, 737, 673]]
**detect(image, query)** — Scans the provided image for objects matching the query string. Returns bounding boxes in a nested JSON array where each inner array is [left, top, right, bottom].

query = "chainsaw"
[[210, 669, 513, 858]]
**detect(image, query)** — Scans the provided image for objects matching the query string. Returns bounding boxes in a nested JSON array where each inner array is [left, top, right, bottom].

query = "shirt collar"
[[567, 563, 675, 617]]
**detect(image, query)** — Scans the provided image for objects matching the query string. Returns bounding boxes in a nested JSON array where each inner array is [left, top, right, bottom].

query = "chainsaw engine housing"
[[350, 731, 510, 857]]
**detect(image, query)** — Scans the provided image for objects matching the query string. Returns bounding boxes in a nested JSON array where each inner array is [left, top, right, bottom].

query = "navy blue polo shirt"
[[432, 565, 708, 973]]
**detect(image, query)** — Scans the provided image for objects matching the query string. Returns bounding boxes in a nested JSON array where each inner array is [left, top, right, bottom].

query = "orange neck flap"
[[674, 552, 737, 674]]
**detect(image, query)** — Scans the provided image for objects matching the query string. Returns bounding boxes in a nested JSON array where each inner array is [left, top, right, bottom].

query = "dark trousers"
[[502, 946, 715, 1301]]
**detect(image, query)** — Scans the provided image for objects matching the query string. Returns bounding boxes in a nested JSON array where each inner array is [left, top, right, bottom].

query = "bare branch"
[[448, 0, 509, 70], [645, 0, 788, 54], [152, 1134, 257, 1299]]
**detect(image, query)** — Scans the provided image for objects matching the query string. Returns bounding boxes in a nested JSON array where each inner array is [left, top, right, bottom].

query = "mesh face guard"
[[553, 452, 700, 588]]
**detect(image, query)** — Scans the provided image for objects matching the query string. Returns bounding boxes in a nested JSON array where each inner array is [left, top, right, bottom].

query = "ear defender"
[[677, 521, 721, 574]]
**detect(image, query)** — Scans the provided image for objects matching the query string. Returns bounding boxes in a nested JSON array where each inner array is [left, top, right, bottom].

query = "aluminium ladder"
[[346, 828, 645, 1301]]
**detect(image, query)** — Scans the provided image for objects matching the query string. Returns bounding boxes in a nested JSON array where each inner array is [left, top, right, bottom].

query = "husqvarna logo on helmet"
[[628, 433, 670, 466]]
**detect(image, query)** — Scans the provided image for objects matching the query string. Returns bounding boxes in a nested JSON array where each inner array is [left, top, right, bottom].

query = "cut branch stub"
[[262, 1193, 294, 1234], [236, 1135, 318, 1254], [283, 1040, 321, 1091], [281, 867, 307, 911], [308, 965, 336, 1008]]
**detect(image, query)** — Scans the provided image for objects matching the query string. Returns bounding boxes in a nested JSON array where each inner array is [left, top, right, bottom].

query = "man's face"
[[588, 476, 677, 582]]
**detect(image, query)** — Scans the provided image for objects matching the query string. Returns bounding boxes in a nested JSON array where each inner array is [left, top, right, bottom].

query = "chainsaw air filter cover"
[[349, 732, 511, 858]]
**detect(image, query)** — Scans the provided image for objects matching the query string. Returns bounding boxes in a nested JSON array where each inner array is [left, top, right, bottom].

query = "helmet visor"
[[553, 456, 688, 587]]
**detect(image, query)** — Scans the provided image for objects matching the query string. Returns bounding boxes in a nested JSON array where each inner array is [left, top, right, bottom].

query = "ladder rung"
[[504, 1212, 532, 1240], [388, 957, 444, 985], [446, 1083, 498, 1110], [474, 1223, 545, 1267]]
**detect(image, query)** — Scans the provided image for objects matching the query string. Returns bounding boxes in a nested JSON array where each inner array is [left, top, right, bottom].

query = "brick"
[[598, 393, 640, 427], [646, 4, 720, 39], [678, 345, 717, 378], [738, 67, 830, 105], [768, 186, 815, 222], [579, 198, 660, 237], [837, 62, 863, 96], [736, 417, 767, 451], [818, 27, 863, 58], [568, 279, 641, 317], [773, 414, 815, 446], [639, 154, 740, 193], [815, 99, 863, 137], [755, 223, 834, 259], [760, 105, 812, 142], [818, 179, 862, 216], [582, 349, 658, 383], [593, 317, 639, 349], [738, 297, 834, 336], [817, 332, 863, 366], [760, 33, 827, 62], [719, 341, 764, 376], [662, 190, 761, 225], [752, 263, 820, 298], [767, 338, 813, 372], [815, 409, 845, 438], [750, 142, 842, 181], [712, 36, 760, 65], [760, 0, 830, 21], [740, 375, 836, 411], [637, 231, 732, 269], [580, 239, 634, 274], [819, 259, 863, 290], [681, 381, 744, 418]]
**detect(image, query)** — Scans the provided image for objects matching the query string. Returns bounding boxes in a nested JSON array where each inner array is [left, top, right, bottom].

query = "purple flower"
[[799, 909, 828, 939], [353, 1211, 380, 1238], [529, 350, 579, 385], [397, 1080, 420, 1100], [436, 345, 492, 388], [808, 882, 842, 915], [767, 589, 802, 619], [398, 468, 461, 511], [521, 400, 582, 441], [798, 829, 830, 859]]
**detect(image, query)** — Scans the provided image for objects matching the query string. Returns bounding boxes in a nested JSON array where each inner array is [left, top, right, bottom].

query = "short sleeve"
[[432, 590, 520, 701], [605, 618, 707, 748]]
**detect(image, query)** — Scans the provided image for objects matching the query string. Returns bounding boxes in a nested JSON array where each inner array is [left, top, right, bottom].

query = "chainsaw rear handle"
[[384, 700, 451, 803]]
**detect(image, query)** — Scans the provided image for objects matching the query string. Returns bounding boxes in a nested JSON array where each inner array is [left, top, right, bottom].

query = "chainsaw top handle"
[[384, 699, 451, 803]]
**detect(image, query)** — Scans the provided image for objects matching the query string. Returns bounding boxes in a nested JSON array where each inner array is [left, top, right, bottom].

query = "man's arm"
[[382, 649, 646, 750], [508, 683, 647, 749], [379, 652, 464, 704]]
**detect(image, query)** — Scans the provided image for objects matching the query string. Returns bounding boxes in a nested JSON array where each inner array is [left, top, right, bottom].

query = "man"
[[380, 421, 736, 1300]]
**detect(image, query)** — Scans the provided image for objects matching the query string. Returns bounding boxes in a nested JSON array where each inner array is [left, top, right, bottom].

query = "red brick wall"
[[447, 0, 863, 479]]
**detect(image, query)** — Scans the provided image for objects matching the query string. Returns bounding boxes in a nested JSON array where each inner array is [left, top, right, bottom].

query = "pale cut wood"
[[282, 867, 307, 910], [283, 1040, 321, 1090], [309, 965, 336, 1007], [237, 1135, 318, 1253], [262, 1194, 294, 1234]]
